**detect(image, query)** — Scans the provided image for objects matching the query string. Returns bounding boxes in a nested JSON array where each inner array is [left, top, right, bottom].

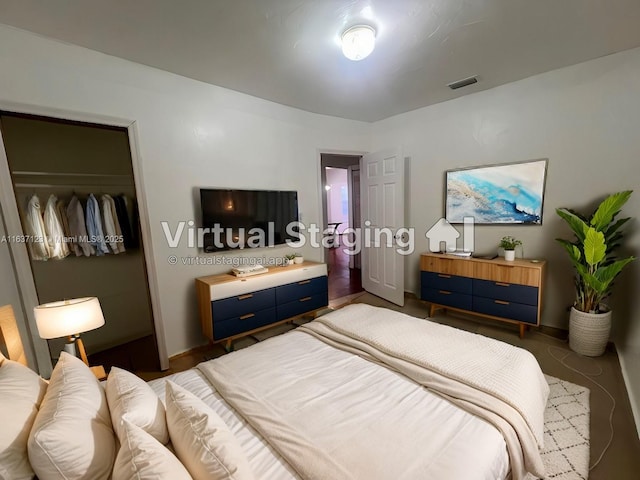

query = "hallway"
[[327, 243, 362, 300]]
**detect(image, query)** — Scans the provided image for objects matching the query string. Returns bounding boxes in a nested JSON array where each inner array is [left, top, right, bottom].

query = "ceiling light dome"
[[341, 25, 376, 61]]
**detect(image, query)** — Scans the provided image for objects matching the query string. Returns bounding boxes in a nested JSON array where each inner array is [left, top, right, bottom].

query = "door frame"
[[0, 100, 169, 375], [318, 151, 365, 266]]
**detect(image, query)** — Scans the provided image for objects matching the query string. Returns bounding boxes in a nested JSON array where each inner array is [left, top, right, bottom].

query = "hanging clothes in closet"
[[43, 195, 69, 260], [23, 193, 137, 261], [85, 193, 110, 256], [101, 194, 125, 254], [67, 195, 95, 257], [24, 194, 50, 261]]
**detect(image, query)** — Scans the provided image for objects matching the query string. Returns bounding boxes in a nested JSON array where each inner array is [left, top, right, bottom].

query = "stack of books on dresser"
[[231, 264, 269, 277]]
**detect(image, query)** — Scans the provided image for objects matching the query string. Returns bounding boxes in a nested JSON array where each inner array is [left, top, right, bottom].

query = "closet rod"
[[14, 183, 133, 189], [12, 171, 131, 178]]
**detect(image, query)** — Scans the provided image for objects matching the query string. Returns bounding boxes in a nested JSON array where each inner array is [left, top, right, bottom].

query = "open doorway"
[[320, 154, 363, 301]]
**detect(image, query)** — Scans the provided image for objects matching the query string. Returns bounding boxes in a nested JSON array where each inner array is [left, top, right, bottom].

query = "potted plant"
[[283, 253, 296, 266], [499, 236, 522, 261], [294, 253, 304, 264], [556, 190, 635, 356]]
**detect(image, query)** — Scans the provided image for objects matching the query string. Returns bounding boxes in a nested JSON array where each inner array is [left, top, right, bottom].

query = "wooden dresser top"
[[420, 252, 546, 269]]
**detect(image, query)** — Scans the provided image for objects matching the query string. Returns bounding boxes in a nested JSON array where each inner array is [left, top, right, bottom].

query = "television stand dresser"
[[196, 261, 328, 351], [420, 253, 546, 338]]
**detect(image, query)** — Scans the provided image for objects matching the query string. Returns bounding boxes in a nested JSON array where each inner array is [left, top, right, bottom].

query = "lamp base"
[[63, 341, 77, 357]]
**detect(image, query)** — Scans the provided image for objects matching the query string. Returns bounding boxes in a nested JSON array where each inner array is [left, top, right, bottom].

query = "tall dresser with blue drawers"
[[420, 253, 546, 338], [196, 262, 328, 350]]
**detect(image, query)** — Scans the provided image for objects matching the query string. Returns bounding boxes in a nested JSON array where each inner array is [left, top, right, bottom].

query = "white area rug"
[[532, 375, 590, 479]]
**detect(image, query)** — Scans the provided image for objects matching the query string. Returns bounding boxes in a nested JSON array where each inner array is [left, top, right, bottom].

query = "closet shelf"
[[14, 182, 134, 189], [12, 171, 131, 178]]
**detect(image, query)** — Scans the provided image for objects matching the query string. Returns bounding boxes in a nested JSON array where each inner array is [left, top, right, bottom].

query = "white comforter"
[[149, 305, 535, 479], [198, 304, 548, 480]]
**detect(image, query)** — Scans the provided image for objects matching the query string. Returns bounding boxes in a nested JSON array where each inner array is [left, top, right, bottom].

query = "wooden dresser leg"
[[224, 339, 233, 353], [519, 324, 526, 339]]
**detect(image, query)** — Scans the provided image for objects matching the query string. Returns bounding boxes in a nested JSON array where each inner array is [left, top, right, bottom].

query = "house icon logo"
[[425, 217, 475, 253]]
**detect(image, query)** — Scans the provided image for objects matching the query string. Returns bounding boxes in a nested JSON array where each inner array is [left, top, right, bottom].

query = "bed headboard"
[[0, 304, 28, 366]]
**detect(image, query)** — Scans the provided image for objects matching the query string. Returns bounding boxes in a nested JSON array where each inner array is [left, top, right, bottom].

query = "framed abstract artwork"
[[445, 159, 548, 224]]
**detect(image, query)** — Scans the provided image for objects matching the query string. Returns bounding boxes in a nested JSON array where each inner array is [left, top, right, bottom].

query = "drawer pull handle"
[[438, 274, 452, 279], [239, 313, 255, 320], [298, 280, 311, 285], [495, 282, 510, 287], [494, 300, 510, 305], [300, 296, 312, 302], [438, 290, 452, 295], [237, 294, 253, 300]]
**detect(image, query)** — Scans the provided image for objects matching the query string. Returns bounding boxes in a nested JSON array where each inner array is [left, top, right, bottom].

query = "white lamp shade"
[[34, 297, 105, 339], [341, 25, 376, 61]]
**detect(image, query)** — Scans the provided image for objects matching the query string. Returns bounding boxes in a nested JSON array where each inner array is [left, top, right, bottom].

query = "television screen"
[[199, 189, 299, 252]]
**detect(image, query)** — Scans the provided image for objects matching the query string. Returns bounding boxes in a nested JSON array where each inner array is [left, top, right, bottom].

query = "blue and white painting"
[[446, 159, 547, 224]]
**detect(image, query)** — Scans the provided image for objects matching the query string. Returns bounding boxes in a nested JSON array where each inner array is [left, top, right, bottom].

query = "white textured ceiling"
[[1, 0, 640, 122]]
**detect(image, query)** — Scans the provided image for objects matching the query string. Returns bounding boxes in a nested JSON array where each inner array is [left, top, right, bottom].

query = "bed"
[[0, 303, 550, 480]]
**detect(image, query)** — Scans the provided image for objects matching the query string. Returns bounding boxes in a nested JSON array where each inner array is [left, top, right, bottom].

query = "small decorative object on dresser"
[[294, 253, 304, 264], [420, 253, 546, 338], [284, 253, 296, 266], [499, 236, 522, 261], [556, 190, 635, 356]]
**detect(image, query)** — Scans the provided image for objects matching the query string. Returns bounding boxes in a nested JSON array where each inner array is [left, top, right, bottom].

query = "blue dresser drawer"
[[473, 279, 538, 306], [472, 297, 538, 324], [276, 276, 328, 304], [421, 271, 472, 295], [276, 291, 328, 321], [212, 287, 275, 322], [213, 307, 277, 340], [421, 287, 472, 311]]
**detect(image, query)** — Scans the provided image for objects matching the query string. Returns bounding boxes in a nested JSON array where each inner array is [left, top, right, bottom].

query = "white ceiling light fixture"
[[341, 25, 376, 61]]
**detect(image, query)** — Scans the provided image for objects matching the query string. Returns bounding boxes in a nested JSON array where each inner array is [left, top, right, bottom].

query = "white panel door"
[[360, 148, 405, 306]]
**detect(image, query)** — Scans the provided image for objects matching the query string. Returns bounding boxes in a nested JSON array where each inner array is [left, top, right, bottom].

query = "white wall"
[[0, 25, 371, 357], [371, 46, 640, 432], [325, 168, 349, 232]]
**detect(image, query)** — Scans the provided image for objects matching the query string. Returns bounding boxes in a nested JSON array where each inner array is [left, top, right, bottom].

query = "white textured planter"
[[294, 256, 304, 264], [504, 250, 515, 261], [569, 307, 612, 356]]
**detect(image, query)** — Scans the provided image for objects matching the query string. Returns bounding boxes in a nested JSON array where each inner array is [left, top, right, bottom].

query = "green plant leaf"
[[555, 239, 582, 263], [590, 190, 632, 231], [593, 257, 636, 288], [583, 227, 606, 266], [604, 217, 630, 241], [556, 208, 588, 241]]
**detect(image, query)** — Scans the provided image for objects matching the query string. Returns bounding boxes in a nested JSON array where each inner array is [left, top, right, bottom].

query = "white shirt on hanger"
[[43, 194, 70, 260], [101, 194, 125, 254], [24, 194, 50, 261]]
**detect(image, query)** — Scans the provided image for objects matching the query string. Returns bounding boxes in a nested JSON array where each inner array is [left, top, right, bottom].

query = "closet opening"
[[0, 111, 161, 372]]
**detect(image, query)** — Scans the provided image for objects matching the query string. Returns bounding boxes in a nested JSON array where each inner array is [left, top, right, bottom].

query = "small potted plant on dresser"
[[556, 190, 635, 356], [294, 253, 304, 264], [284, 254, 296, 266], [499, 236, 522, 261]]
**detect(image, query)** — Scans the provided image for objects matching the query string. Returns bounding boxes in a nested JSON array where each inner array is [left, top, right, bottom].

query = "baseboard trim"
[[618, 345, 640, 439]]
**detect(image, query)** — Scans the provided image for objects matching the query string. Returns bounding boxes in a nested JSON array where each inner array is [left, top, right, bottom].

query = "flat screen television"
[[199, 188, 299, 252]]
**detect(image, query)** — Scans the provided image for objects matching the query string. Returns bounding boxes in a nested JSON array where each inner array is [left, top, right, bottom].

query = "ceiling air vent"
[[447, 75, 478, 90]]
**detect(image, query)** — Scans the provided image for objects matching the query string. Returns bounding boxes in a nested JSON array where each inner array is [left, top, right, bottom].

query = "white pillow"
[[112, 419, 192, 480], [0, 358, 47, 480], [166, 381, 254, 480], [106, 366, 169, 444], [28, 352, 116, 480]]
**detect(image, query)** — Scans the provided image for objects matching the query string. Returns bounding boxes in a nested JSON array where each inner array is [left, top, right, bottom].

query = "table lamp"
[[34, 297, 105, 365]]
